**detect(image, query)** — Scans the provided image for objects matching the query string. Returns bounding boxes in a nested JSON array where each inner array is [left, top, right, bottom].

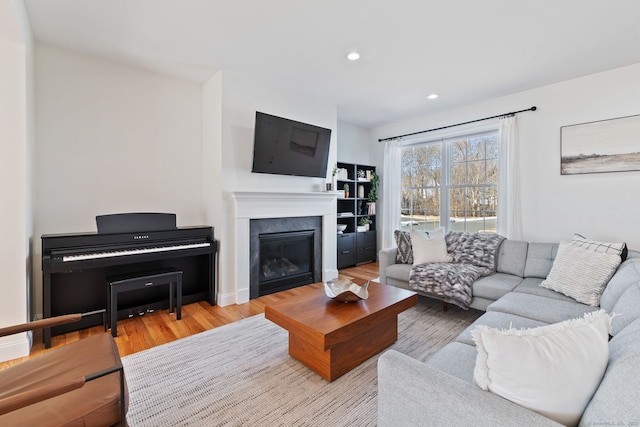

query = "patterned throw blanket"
[[409, 232, 505, 309]]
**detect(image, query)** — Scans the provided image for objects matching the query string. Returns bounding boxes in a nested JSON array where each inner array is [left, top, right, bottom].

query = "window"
[[400, 131, 499, 233]]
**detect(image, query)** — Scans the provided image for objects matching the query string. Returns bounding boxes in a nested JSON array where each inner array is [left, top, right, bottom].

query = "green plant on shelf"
[[359, 216, 372, 226], [367, 171, 379, 202], [342, 183, 350, 198]]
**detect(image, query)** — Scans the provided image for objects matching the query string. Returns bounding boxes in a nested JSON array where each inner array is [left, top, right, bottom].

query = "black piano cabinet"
[[42, 226, 217, 348]]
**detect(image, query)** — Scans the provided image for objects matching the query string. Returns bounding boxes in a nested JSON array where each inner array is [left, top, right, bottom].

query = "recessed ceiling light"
[[427, 93, 439, 100], [346, 51, 360, 61]]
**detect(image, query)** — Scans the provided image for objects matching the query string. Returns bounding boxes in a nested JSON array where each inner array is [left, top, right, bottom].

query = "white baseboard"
[[0, 332, 32, 363], [323, 268, 339, 281], [235, 287, 250, 305], [216, 287, 250, 307]]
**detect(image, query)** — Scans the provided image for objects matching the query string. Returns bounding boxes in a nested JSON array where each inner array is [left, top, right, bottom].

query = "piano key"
[[61, 242, 211, 262]]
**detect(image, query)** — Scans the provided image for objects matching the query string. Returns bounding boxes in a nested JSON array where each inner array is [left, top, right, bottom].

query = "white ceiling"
[[21, 0, 640, 128]]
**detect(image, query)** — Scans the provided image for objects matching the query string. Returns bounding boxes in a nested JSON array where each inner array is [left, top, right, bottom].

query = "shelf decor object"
[[336, 168, 349, 180], [329, 163, 338, 191]]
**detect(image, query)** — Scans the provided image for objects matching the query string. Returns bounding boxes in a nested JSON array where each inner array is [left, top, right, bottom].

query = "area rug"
[[122, 297, 482, 426]]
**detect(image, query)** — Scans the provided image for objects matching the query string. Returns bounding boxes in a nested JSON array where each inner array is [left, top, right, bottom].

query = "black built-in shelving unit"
[[336, 162, 377, 268]]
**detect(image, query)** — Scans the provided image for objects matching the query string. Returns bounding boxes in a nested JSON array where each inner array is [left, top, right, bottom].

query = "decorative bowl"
[[337, 224, 347, 233], [324, 278, 369, 303]]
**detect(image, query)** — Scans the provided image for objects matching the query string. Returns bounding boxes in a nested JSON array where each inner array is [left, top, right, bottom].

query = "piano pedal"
[[128, 311, 134, 318], [147, 306, 154, 313], [138, 310, 145, 316]]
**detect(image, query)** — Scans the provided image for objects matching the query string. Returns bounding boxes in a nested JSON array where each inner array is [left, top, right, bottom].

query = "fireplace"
[[228, 191, 338, 307], [250, 216, 322, 298], [257, 231, 314, 295]]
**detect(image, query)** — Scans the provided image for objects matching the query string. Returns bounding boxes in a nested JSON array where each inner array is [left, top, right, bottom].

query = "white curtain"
[[497, 115, 522, 239], [381, 139, 403, 249]]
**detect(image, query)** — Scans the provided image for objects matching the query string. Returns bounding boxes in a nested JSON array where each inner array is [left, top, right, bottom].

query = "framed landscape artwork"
[[560, 114, 640, 175]]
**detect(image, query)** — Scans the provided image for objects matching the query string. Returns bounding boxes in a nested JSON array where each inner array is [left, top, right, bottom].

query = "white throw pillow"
[[540, 242, 621, 306], [410, 229, 452, 265], [570, 233, 626, 257], [471, 310, 611, 427]]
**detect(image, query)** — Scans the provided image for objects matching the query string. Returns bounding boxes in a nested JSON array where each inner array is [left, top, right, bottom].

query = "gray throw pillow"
[[394, 230, 414, 264]]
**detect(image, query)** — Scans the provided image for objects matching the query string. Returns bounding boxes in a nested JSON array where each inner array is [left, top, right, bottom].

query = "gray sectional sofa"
[[377, 239, 640, 426]]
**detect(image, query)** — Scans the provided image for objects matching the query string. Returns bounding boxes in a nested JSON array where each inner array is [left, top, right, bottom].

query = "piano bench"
[[107, 268, 182, 337]]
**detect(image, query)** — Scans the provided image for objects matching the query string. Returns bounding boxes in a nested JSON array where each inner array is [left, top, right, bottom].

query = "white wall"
[[0, 0, 33, 362], [33, 44, 206, 314], [372, 63, 640, 250], [337, 121, 373, 165], [202, 71, 223, 301], [31, 44, 339, 312], [31, 25, 639, 323], [214, 70, 338, 305], [219, 71, 337, 193]]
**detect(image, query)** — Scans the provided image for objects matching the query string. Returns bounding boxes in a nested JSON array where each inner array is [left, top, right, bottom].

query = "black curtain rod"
[[378, 106, 537, 142]]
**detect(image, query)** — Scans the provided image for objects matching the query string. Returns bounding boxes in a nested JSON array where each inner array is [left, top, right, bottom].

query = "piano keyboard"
[[62, 242, 211, 262]]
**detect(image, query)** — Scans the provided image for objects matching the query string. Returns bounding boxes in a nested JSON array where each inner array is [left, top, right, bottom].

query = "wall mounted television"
[[251, 111, 332, 178]]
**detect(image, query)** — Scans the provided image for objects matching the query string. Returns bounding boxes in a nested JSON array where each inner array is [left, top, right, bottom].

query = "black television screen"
[[251, 111, 332, 178]]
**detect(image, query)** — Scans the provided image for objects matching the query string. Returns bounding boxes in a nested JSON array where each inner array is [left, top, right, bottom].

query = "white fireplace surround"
[[229, 191, 338, 305]]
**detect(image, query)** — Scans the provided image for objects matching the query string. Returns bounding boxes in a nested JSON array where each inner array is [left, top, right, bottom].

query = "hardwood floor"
[[0, 263, 379, 370]]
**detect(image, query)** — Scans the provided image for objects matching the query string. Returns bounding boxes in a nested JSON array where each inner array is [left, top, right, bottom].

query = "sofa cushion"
[[540, 242, 621, 306], [411, 229, 453, 264], [580, 318, 640, 426], [471, 310, 611, 427], [512, 277, 579, 303], [629, 250, 640, 259], [600, 257, 640, 313], [394, 230, 414, 264], [468, 297, 494, 312], [472, 273, 523, 301], [609, 281, 640, 336], [496, 240, 528, 277], [385, 277, 415, 292], [487, 292, 598, 324], [456, 311, 548, 346], [378, 350, 563, 427], [385, 263, 412, 282], [523, 243, 558, 278], [424, 341, 477, 383]]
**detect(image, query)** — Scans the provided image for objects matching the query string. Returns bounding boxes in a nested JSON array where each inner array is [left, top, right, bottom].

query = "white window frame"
[[400, 128, 499, 233]]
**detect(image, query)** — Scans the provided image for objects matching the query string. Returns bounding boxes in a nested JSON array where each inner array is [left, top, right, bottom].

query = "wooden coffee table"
[[264, 280, 418, 382]]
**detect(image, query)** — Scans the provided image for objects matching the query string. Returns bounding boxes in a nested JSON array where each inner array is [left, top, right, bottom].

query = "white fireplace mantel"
[[228, 191, 338, 305]]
